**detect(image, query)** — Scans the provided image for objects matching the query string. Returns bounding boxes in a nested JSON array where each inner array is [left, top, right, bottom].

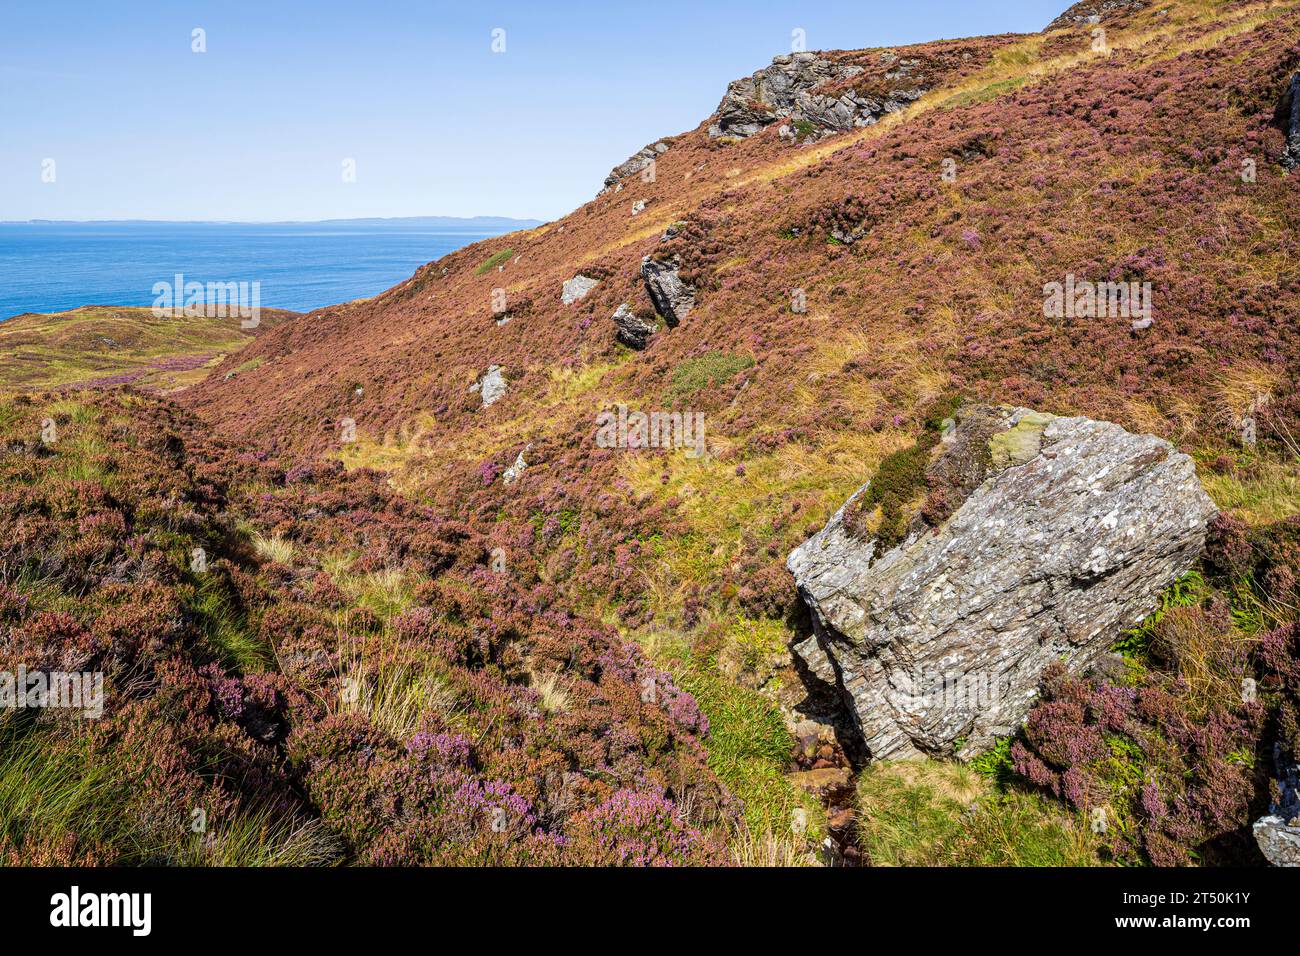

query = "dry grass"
[[251, 532, 295, 566], [333, 632, 458, 739], [528, 671, 571, 714], [1201, 457, 1300, 526], [729, 827, 819, 867]]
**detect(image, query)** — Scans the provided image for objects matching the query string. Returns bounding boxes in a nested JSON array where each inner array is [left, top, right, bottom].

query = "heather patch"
[[0, 394, 736, 865]]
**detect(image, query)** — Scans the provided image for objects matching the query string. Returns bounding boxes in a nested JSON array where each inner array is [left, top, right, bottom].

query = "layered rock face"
[[611, 303, 658, 350], [707, 51, 923, 140], [600, 141, 668, 195], [640, 256, 695, 326], [788, 406, 1218, 761], [1282, 73, 1300, 170]]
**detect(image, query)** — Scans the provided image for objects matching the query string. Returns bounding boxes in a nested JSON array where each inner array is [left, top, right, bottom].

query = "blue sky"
[[0, 1, 1066, 222]]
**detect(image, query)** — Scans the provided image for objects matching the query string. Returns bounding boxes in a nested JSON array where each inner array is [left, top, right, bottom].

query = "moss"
[[843, 393, 963, 550], [987, 411, 1054, 470]]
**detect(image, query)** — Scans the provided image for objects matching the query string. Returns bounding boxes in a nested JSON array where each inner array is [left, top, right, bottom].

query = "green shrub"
[[475, 249, 514, 275]]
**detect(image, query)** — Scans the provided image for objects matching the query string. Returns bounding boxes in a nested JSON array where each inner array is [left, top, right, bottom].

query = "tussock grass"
[[857, 760, 1097, 866], [729, 828, 817, 867], [337, 567, 416, 621], [334, 633, 458, 740], [0, 721, 339, 866], [529, 671, 571, 714], [191, 572, 273, 672], [251, 532, 295, 566], [174, 802, 342, 867]]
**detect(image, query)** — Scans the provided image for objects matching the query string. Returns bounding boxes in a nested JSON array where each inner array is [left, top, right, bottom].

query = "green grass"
[[675, 666, 822, 842], [0, 721, 339, 865], [0, 305, 292, 392], [189, 572, 273, 672], [668, 351, 755, 399], [475, 249, 515, 275], [857, 760, 1098, 866]]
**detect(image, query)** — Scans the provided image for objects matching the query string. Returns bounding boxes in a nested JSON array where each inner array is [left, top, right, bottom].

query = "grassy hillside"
[[0, 305, 298, 393], [5, 0, 1299, 866]]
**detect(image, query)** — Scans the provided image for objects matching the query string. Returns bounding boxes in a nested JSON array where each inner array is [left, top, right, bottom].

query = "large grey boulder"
[[1282, 73, 1300, 170], [708, 51, 923, 140], [640, 256, 695, 326], [788, 405, 1218, 761]]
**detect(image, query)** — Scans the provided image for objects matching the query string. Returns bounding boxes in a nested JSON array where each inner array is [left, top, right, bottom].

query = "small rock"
[[612, 303, 658, 350], [828, 809, 856, 832], [474, 365, 507, 407], [1254, 815, 1300, 866], [502, 446, 529, 484], [786, 767, 851, 800], [561, 275, 599, 304]]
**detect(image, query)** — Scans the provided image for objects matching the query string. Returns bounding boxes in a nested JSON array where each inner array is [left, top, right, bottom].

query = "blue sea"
[[0, 220, 533, 320]]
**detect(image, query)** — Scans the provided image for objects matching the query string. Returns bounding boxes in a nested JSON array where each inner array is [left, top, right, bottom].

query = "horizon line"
[[1, 214, 548, 226]]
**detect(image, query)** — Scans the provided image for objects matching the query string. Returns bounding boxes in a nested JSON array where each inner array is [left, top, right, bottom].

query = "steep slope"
[[159, 0, 1300, 864]]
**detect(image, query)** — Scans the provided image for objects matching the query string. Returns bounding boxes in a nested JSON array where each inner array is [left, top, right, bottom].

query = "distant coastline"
[[0, 218, 538, 319], [3, 215, 544, 228]]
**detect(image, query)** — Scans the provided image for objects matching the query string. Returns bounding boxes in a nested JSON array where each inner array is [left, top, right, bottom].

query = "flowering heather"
[[6, 0, 1300, 869], [0, 392, 732, 865]]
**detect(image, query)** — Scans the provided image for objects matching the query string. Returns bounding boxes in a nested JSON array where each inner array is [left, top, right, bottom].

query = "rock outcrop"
[[1254, 742, 1300, 866], [469, 365, 507, 408], [612, 303, 658, 350], [788, 405, 1218, 761], [1045, 0, 1148, 30], [640, 256, 695, 326], [1281, 73, 1300, 170], [600, 141, 668, 195], [1255, 815, 1300, 866], [708, 52, 923, 140], [561, 275, 599, 304], [502, 446, 528, 485]]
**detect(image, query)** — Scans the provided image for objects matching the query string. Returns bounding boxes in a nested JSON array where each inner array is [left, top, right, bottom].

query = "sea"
[[0, 219, 536, 320]]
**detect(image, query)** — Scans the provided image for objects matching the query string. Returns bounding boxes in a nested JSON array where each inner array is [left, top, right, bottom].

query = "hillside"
[[5, 0, 1300, 867], [0, 305, 297, 393]]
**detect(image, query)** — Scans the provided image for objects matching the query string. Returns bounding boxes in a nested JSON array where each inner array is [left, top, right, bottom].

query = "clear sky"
[[0, 1, 1067, 223]]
